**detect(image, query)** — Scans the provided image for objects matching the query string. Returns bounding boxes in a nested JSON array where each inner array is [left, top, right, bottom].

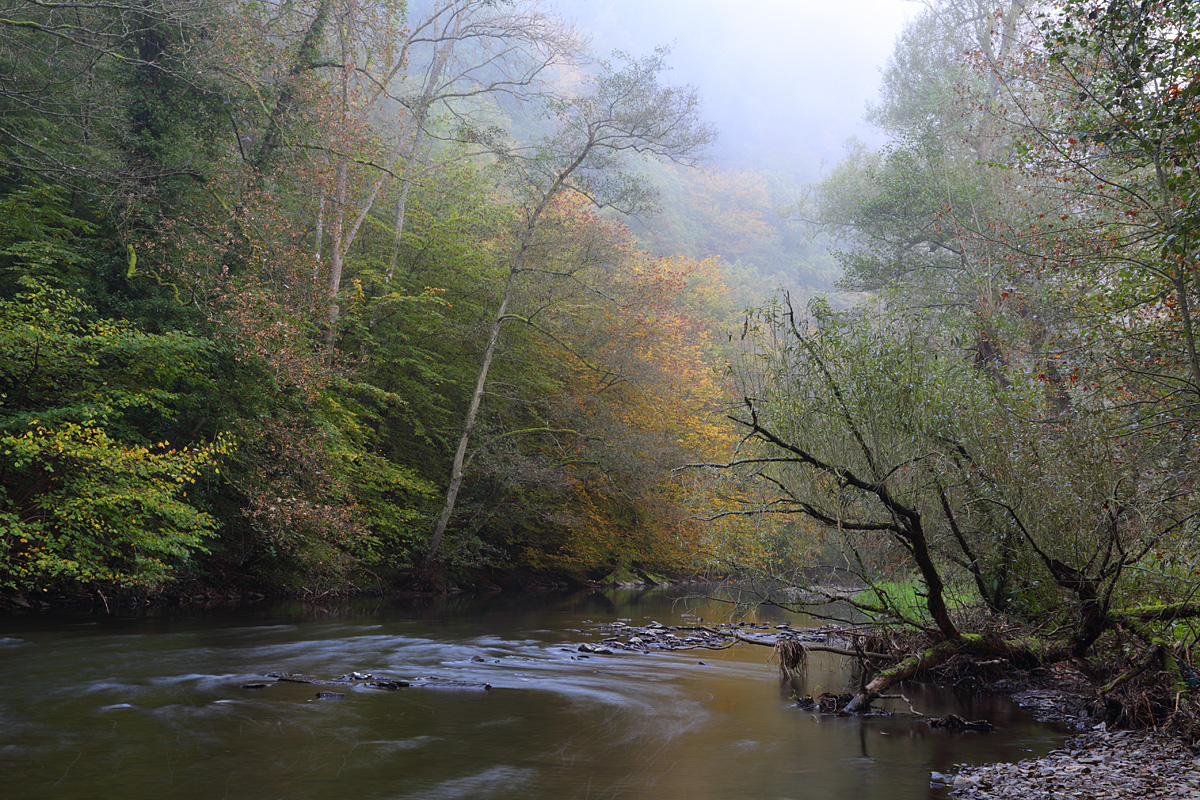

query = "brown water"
[[0, 588, 1065, 800]]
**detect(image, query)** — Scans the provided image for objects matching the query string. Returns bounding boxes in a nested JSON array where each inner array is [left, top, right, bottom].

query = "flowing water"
[[0, 588, 1066, 800]]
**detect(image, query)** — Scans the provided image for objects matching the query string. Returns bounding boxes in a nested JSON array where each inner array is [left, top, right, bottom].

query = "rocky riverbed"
[[947, 727, 1200, 799], [940, 661, 1197, 798]]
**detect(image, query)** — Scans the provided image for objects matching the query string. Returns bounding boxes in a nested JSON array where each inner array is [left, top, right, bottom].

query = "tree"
[[736, 0, 1200, 726], [714, 296, 1194, 713], [806, 0, 1037, 378], [242, 0, 584, 347], [545, 252, 734, 575], [998, 0, 1200, 440], [0, 276, 225, 592], [376, 0, 585, 283], [0, 0, 221, 198], [423, 47, 715, 573]]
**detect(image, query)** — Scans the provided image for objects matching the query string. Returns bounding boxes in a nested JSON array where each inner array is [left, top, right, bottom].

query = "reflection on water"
[[0, 589, 1065, 800]]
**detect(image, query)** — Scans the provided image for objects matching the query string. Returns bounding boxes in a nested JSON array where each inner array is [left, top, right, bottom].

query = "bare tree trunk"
[[419, 48, 712, 575], [314, 193, 325, 267], [907, 515, 960, 640], [384, 7, 457, 283], [843, 639, 964, 713], [324, 157, 347, 352], [423, 156, 583, 571], [323, 0, 460, 333], [324, 24, 352, 352], [841, 634, 1073, 713], [424, 269, 516, 569], [385, 181, 412, 283]]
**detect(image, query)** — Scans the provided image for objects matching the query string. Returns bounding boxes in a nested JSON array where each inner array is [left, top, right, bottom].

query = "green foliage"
[[317, 384, 442, 570], [815, 136, 999, 308], [728, 1, 1200, 664], [338, 160, 515, 487], [0, 422, 223, 590], [0, 0, 232, 207], [0, 0, 735, 595], [0, 278, 214, 440], [851, 579, 973, 625], [0, 274, 225, 591], [0, 184, 100, 293], [724, 290, 1194, 637]]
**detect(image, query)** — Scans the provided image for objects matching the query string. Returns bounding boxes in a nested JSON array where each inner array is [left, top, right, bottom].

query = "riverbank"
[[948, 727, 1200, 799], [0, 565, 701, 612], [945, 661, 1200, 799]]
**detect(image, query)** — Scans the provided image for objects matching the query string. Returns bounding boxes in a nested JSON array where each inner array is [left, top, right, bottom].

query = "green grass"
[[850, 578, 974, 623]]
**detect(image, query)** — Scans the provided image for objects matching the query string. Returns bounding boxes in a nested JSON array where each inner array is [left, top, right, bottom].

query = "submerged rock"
[[410, 677, 491, 691], [266, 671, 488, 692], [929, 714, 996, 732]]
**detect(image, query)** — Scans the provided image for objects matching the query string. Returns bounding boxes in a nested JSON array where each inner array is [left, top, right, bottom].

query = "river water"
[[0, 588, 1065, 800]]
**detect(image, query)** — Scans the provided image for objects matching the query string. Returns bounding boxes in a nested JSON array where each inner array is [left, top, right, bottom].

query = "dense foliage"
[[706, 0, 1200, 731], [0, 0, 762, 595]]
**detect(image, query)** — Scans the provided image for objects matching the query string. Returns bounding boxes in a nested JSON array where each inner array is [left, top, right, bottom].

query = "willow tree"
[[714, 295, 1199, 715], [734, 0, 1200, 723], [423, 48, 715, 573]]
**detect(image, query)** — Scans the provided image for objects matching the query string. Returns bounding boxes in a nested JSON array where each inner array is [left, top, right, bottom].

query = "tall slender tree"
[[424, 48, 715, 573]]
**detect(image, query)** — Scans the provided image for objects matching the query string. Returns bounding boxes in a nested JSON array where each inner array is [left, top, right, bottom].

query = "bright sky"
[[563, 0, 922, 177]]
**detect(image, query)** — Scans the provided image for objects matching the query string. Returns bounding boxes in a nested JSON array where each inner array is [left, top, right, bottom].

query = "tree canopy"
[[699, 0, 1200, 732], [0, 0, 735, 594]]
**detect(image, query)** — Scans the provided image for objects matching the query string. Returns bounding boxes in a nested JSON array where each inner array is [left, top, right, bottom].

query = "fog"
[[563, 0, 920, 178]]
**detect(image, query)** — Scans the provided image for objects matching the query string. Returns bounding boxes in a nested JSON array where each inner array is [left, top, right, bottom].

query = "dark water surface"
[[0, 589, 1065, 799]]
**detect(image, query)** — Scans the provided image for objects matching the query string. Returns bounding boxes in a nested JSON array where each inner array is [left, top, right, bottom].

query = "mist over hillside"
[[562, 0, 918, 177], [549, 0, 916, 306]]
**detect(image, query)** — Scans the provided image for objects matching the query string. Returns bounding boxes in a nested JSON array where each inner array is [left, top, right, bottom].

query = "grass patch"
[[851, 579, 973, 623]]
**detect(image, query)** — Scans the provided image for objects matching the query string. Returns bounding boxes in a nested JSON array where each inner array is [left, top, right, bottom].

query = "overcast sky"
[[561, 0, 921, 178]]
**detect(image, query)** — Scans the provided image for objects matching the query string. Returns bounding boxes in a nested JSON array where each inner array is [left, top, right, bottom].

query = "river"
[[0, 588, 1065, 799]]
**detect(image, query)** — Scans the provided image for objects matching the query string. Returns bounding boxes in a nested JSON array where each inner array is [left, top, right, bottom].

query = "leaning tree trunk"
[[423, 270, 515, 571], [843, 638, 970, 713], [842, 634, 1070, 713], [421, 143, 594, 575]]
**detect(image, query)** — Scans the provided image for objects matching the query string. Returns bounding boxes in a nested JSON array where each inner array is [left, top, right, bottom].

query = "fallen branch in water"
[[877, 693, 924, 716]]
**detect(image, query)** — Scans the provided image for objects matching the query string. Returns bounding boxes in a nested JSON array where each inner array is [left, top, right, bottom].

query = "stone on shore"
[[951, 728, 1200, 799]]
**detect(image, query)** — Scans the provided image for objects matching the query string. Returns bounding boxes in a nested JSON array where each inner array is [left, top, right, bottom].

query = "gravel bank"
[[947, 727, 1200, 799]]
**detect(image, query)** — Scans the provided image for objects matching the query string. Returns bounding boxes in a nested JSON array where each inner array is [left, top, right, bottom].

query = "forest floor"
[[947, 662, 1200, 799]]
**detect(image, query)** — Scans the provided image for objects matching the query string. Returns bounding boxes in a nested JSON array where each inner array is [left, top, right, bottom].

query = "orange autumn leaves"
[[505, 195, 741, 574]]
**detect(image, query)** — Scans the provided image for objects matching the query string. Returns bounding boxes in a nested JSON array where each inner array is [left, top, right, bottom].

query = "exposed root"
[[773, 638, 807, 677], [1093, 639, 1199, 740]]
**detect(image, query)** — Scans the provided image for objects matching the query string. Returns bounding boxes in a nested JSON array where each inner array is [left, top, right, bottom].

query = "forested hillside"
[[0, 0, 793, 595], [5, 1, 1200, 736]]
